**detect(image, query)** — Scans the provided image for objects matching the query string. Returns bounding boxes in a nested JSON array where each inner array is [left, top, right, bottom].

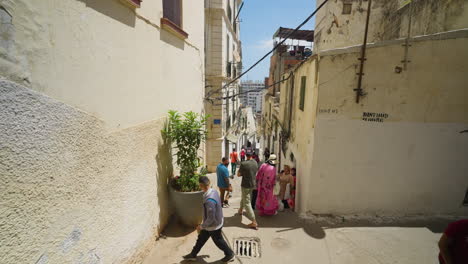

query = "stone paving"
[[143, 173, 446, 264]]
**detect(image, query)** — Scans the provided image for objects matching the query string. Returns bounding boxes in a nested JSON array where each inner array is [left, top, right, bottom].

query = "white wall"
[[0, 0, 204, 129], [302, 31, 468, 216]]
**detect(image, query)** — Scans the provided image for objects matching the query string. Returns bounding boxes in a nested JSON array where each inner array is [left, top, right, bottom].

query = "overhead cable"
[[205, 0, 330, 101]]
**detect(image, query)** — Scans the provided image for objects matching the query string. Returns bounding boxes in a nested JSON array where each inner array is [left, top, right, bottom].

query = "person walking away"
[[287, 168, 297, 210], [240, 148, 246, 162], [217, 157, 232, 208], [255, 154, 279, 216], [278, 165, 295, 210], [183, 176, 235, 263], [263, 147, 270, 162], [237, 152, 259, 229], [438, 219, 468, 264], [229, 148, 238, 176], [252, 151, 260, 164]]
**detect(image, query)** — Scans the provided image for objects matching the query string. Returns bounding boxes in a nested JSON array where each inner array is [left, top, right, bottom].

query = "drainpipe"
[[402, 2, 413, 70], [355, 0, 372, 104], [287, 72, 295, 136]]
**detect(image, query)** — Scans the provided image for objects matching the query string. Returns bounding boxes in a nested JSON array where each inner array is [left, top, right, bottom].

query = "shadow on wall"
[[160, 29, 185, 50], [155, 126, 174, 234], [77, 0, 136, 27]]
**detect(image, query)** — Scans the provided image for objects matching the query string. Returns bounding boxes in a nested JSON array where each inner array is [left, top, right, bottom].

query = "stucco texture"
[[0, 0, 205, 129], [0, 80, 172, 263], [277, 31, 468, 217], [314, 0, 468, 53]]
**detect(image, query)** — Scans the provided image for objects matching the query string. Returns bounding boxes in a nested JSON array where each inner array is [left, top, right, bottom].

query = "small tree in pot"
[[164, 110, 208, 192]]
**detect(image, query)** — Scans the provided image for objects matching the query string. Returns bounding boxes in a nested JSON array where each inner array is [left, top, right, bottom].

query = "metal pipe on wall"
[[355, 0, 372, 104]]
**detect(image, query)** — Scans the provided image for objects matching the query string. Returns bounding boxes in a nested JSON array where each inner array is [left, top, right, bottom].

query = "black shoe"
[[182, 253, 197, 261], [221, 255, 235, 263]]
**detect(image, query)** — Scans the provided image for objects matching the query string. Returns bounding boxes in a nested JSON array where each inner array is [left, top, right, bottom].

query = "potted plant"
[[163, 110, 208, 227]]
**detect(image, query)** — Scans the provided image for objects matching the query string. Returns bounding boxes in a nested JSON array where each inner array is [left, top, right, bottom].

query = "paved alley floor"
[[143, 173, 446, 264]]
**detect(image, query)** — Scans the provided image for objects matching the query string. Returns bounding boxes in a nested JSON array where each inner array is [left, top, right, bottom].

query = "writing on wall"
[[319, 108, 339, 114], [362, 112, 389, 123]]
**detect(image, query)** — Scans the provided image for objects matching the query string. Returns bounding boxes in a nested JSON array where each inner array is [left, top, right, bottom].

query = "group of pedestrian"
[[188, 147, 468, 264], [183, 148, 297, 263]]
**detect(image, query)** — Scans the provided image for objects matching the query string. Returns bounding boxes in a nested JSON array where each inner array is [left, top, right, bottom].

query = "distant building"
[[241, 80, 264, 113], [205, 0, 244, 172]]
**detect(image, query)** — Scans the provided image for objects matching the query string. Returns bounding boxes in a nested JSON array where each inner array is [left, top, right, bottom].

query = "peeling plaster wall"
[[314, 0, 468, 53], [0, 0, 205, 263], [0, 80, 173, 263], [302, 32, 468, 216]]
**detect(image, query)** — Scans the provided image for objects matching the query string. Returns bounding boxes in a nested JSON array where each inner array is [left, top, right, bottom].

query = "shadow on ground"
[[224, 207, 455, 238], [178, 255, 225, 264], [223, 209, 327, 239], [309, 215, 455, 234], [160, 215, 195, 238]]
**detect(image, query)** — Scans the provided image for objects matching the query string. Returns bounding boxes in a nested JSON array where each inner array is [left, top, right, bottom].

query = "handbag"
[[284, 183, 291, 200], [273, 181, 281, 196]]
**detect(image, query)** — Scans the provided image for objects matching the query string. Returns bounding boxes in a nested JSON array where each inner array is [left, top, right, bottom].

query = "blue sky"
[[239, 0, 317, 81]]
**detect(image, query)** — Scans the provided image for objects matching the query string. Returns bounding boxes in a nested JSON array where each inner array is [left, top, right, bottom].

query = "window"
[[163, 0, 182, 27], [161, 0, 188, 39], [227, 0, 232, 22], [226, 34, 231, 77], [342, 2, 352, 14], [232, 2, 237, 33], [299, 76, 306, 111]]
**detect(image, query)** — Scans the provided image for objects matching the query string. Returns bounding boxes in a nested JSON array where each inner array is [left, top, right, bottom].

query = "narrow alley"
[[1, 0, 467, 263], [143, 172, 447, 264]]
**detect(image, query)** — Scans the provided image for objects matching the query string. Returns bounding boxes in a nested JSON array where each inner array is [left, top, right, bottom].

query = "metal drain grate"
[[233, 237, 261, 258]]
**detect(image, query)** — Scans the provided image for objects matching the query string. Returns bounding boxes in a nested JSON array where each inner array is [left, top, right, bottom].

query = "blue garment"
[[216, 163, 229, 188]]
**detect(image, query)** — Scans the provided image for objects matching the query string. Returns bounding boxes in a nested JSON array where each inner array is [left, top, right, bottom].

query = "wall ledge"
[[318, 28, 468, 57]]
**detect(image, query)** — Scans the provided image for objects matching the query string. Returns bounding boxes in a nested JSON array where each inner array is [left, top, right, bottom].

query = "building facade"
[[0, 0, 204, 263], [261, 27, 314, 167], [263, 0, 468, 217], [205, 0, 243, 172], [240, 80, 264, 113]]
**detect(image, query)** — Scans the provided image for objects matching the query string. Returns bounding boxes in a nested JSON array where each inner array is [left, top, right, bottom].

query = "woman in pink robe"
[[255, 155, 278, 216]]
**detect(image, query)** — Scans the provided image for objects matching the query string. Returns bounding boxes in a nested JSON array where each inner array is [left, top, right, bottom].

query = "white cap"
[[268, 154, 277, 165]]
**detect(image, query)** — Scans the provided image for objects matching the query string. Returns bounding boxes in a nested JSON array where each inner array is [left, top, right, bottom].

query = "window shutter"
[[299, 76, 306, 111], [163, 0, 182, 27]]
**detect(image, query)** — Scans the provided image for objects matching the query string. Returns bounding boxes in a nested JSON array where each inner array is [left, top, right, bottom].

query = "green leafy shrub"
[[164, 110, 208, 192]]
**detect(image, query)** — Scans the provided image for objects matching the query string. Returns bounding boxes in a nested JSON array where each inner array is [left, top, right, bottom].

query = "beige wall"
[[0, 0, 204, 129], [0, 0, 204, 262], [298, 30, 468, 216], [276, 58, 319, 213], [314, 0, 468, 53]]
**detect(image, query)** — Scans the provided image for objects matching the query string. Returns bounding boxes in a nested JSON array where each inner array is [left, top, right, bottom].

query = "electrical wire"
[[209, 73, 293, 106], [205, 0, 331, 101], [218, 73, 293, 100]]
